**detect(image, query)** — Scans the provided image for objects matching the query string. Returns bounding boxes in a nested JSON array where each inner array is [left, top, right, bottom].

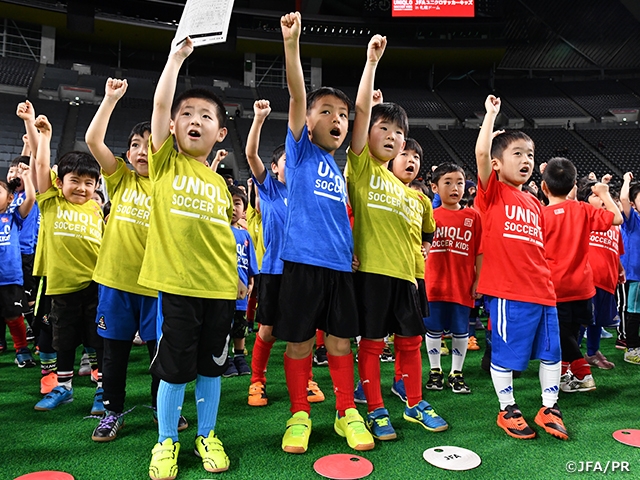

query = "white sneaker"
[[78, 353, 91, 376]]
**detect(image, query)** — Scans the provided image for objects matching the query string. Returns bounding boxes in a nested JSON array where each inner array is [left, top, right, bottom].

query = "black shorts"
[[416, 278, 429, 318], [151, 292, 235, 384], [255, 273, 282, 327], [354, 272, 426, 339], [0, 284, 26, 319], [50, 282, 102, 352], [557, 299, 594, 326], [251, 274, 261, 299], [21, 253, 37, 303], [273, 261, 359, 343], [231, 310, 248, 339]]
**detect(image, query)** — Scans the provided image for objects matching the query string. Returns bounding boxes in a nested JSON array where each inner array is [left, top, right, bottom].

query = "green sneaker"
[[282, 411, 311, 454], [194, 431, 229, 473], [335, 408, 375, 451], [149, 438, 180, 480]]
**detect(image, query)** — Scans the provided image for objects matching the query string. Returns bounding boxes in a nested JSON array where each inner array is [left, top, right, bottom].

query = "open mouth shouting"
[[330, 127, 341, 139], [188, 129, 201, 139]]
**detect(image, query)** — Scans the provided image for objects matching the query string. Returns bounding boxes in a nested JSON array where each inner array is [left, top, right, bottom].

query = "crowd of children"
[[1, 10, 638, 480]]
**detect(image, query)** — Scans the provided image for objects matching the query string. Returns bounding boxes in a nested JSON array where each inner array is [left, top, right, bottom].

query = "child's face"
[[231, 195, 244, 225], [56, 173, 97, 205], [432, 171, 465, 207], [0, 185, 13, 212], [369, 119, 405, 163], [391, 148, 420, 185], [492, 139, 535, 187], [6, 167, 23, 191], [92, 191, 104, 206], [127, 132, 150, 177], [271, 153, 286, 184], [306, 95, 349, 155], [588, 192, 605, 209], [170, 98, 227, 162]]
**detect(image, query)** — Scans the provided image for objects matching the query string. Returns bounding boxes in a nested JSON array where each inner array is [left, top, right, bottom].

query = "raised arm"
[[245, 100, 271, 182], [16, 162, 35, 218], [209, 149, 228, 172], [475, 95, 501, 189], [151, 38, 193, 153], [33, 115, 53, 193], [620, 172, 633, 219], [17, 100, 38, 158], [85, 78, 129, 176], [281, 12, 305, 140], [592, 182, 623, 225]]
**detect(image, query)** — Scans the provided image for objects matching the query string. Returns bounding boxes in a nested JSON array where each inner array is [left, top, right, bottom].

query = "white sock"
[[425, 331, 442, 370], [539, 360, 561, 408], [451, 333, 468, 373], [491, 363, 515, 410]]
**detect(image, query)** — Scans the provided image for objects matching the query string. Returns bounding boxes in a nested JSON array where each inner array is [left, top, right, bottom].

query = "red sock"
[[561, 361, 570, 375], [358, 339, 384, 412], [316, 330, 325, 348], [327, 351, 355, 416], [250, 334, 275, 384], [395, 335, 423, 407], [6, 316, 27, 350], [247, 295, 258, 322], [394, 354, 402, 383], [570, 358, 592, 380], [284, 353, 311, 415]]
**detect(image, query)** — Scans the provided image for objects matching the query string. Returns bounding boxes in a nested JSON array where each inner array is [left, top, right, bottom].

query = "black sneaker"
[[234, 356, 251, 376], [92, 410, 125, 442], [222, 360, 238, 378], [26, 325, 35, 342], [380, 346, 395, 363], [448, 370, 471, 394], [152, 407, 189, 432], [426, 368, 444, 391], [314, 346, 328, 366]]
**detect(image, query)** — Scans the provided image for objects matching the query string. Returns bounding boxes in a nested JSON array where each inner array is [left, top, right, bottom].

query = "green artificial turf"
[[2, 329, 638, 480]]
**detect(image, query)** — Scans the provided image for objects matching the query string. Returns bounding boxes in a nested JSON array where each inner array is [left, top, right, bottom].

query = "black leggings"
[[559, 322, 583, 363]]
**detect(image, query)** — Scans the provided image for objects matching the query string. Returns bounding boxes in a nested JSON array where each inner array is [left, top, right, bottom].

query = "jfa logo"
[[1, 217, 8, 223], [464, 218, 473, 227]]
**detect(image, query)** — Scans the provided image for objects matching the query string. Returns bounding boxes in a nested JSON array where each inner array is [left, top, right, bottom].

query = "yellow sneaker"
[[149, 438, 180, 480], [282, 411, 312, 454], [334, 408, 375, 451], [194, 431, 229, 473], [441, 339, 450, 356], [307, 380, 325, 403]]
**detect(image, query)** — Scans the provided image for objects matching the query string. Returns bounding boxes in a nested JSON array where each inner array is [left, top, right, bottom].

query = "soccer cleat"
[[335, 408, 376, 449], [425, 368, 444, 391], [440, 339, 450, 356], [467, 336, 480, 351], [354, 380, 367, 404], [448, 371, 471, 394], [559, 371, 572, 388], [194, 431, 229, 473], [535, 403, 568, 440], [222, 360, 238, 378], [248, 381, 268, 407], [404, 400, 448, 432], [149, 438, 180, 480], [313, 345, 328, 366], [366, 407, 397, 441], [78, 353, 91, 376], [34, 385, 74, 411], [152, 408, 189, 432], [91, 368, 99, 384], [391, 378, 407, 402], [133, 331, 145, 346], [380, 345, 395, 362], [40, 372, 58, 395], [26, 325, 35, 342], [615, 338, 627, 350], [307, 380, 325, 403], [624, 347, 640, 365], [15, 347, 36, 368], [600, 328, 613, 339], [92, 410, 125, 442], [585, 351, 615, 370], [496, 404, 535, 439], [282, 411, 312, 454], [233, 356, 251, 376], [560, 374, 596, 393], [92, 387, 105, 415]]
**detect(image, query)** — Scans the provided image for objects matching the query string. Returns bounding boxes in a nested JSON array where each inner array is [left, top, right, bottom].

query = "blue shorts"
[[96, 285, 158, 342], [424, 302, 470, 334], [592, 288, 618, 327], [488, 297, 560, 371]]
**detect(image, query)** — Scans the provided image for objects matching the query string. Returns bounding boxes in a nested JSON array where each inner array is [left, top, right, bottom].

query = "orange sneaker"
[[40, 372, 58, 395], [307, 380, 325, 403], [91, 368, 99, 383], [535, 403, 568, 440], [248, 381, 268, 407], [497, 404, 536, 439], [467, 336, 480, 351]]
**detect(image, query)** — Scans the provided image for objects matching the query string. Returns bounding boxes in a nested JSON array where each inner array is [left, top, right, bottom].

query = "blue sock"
[[195, 374, 221, 437], [586, 325, 601, 357], [157, 380, 186, 443]]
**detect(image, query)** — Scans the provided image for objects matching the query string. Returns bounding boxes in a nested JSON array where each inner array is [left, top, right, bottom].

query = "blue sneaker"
[[354, 380, 367, 404], [15, 347, 36, 368], [366, 407, 397, 440], [91, 387, 105, 415], [404, 400, 448, 432], [34, 385, 73, 411], [391, 378, 407, 402], [600, 328, 613, 339]]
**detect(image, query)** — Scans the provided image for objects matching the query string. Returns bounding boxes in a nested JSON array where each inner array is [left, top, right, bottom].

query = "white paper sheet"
[[172, 0, 235, 51]]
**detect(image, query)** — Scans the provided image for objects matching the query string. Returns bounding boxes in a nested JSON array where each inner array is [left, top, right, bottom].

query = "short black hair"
[[57, 151, 101, 182], [229, 185, 247, 211], [403, 138, 423, 162], [93, 189, 105, 203], [630, 182, 640, 205], [307, 87, 353, 113], [271, 144, 285, 165], [431, 162, 466, 185], [409, 179, 429, 195], [0, 178, 21, 195], [128, 121, 151, 149], [103, 200, 111, 217], [577, 180, 597, 203], [171, 88, 227, 128], [9, 155, 30, 168], [542, 157, 577, 196], [491, 130, 534, 160], [369, 103, 409, 137]]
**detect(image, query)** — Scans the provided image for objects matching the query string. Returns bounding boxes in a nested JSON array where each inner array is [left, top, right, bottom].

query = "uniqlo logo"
[[464, 218, 473, 227]]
